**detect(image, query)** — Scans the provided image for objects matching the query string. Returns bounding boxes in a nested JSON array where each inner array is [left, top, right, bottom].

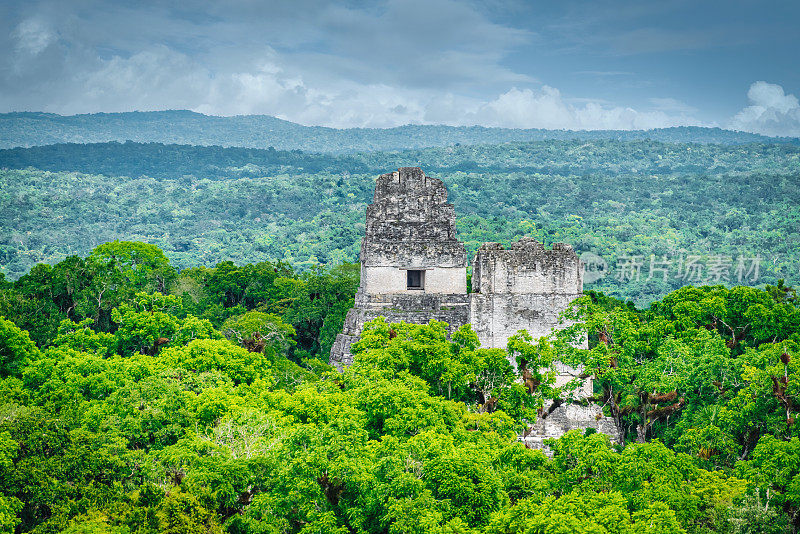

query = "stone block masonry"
[[329, 167, 615, 446], [330, 167, 469, 368], [470, 238, 583, 351]]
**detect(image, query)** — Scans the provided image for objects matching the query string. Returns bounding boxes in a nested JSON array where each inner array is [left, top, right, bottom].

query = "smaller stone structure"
[[470, 238, 588, 395], [470, 238, 583, 347], [469, 238, 615, 448]]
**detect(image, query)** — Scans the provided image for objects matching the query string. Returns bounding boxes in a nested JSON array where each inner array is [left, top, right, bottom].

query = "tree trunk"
[[636, 424, 647, 443]]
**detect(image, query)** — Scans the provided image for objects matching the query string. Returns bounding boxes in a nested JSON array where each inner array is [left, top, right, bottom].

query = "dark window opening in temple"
[[407, 269, 424, 290]]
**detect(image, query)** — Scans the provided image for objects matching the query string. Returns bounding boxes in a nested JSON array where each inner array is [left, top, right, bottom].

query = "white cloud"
[[0, 0, 537, 126], [2, 36, 712, 130], [7, 1, 779, 132], [728, 81, 800, 137], [0, 16, 710, 131], [60, 50, 708, 130], [448, 87, 705, 130], [12, 18, 55, 56], [648, 97, 698, 114], [59, 44, 429, 127]]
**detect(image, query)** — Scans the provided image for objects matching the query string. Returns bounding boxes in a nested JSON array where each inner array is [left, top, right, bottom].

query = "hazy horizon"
[[2, 1, 799, 136], [4, 108, 799, 140]]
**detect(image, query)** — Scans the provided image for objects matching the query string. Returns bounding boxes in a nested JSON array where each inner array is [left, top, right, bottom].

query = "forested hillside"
[[3, 110, 799, 152], [4, 0, 799, 531], [2, 139, 798, 305], [2, 121, 800, 533], [0, 243, 798, 533]]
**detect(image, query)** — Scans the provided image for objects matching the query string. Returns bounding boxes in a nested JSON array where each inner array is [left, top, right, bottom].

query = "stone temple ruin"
[[330, 167, 616, 446]]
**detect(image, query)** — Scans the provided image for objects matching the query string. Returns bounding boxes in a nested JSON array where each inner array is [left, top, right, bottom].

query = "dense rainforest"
[[2, 138, 799, 305], [0, 242, 798, 533], [2, 119, 800, 532]]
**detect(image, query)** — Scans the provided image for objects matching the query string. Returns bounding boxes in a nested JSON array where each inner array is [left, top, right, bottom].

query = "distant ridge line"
[[2, 110, 798, 152]]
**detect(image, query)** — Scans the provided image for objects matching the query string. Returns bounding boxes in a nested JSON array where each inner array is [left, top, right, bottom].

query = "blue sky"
[[1, 0, 798, 134]]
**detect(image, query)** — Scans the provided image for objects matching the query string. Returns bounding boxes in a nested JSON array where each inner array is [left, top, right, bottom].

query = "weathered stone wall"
[[329, 167, 469, 369], [468, 237, 611, 449], [520, 404, 618, 451], [330, 292, 470, 369], [469, 293, 581, 351], [469, 237, 583, 350], [468, 238, 587, 393], [361, 167, 467, 272]]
